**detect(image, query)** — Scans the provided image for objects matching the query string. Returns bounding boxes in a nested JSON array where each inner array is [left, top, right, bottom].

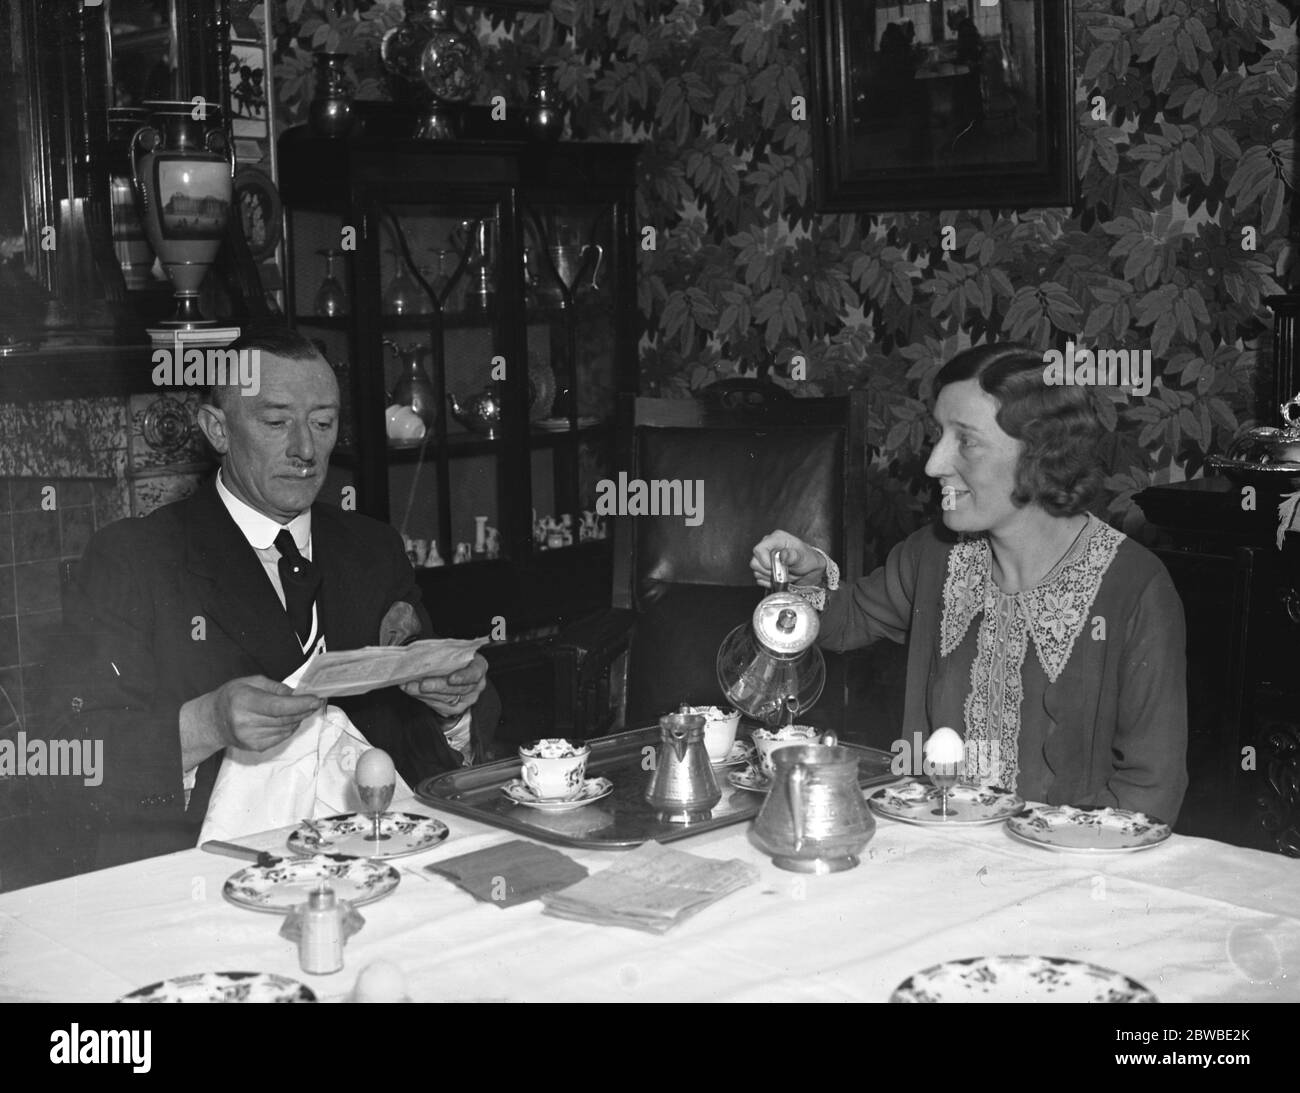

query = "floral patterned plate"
[[223, 854, 400, 913], [866, 782, 1024, 826], [1006, 805, 1172, 852], [890, 955, 1157, 1003], [287, 812, 449, 860], [119, 971, 316, 1003], [711, 741, 756, 769], [502, 776, 614, 812], [728, 765, 772, 793]]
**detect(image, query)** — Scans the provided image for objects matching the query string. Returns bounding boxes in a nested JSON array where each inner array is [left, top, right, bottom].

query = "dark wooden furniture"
[[277, 132, 640, 646], [548, 384, 888, 742], [278, 132, 639, 753], [1135, 477, 1300, 854]]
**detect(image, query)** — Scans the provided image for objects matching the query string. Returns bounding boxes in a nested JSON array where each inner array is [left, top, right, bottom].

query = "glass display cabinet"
[[278, 128, 639, 635]]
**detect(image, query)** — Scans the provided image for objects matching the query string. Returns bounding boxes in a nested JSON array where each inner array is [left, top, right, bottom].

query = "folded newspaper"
[[291, 636, 489, 698], [539, 842, 759, 934]]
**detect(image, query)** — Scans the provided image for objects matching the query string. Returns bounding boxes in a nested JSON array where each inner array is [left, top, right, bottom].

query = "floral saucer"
[[711, 741, 755, 769], [502, 776, 614, 812], [727, 765, 772, 793], [1006, 805, 1172, 852], [287, 812, 449, 860], [222, 853, 400, 914], [119, 971, 316, 1003], [866, 781, 1024, 826], [890, 955, 1157, 1003]]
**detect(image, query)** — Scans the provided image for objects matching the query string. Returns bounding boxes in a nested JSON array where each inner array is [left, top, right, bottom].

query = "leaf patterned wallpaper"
[[267, 0, 1297, 558]]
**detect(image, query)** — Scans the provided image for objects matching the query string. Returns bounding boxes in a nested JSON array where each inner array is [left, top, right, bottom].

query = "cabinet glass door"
[[521, 201, 619, 552]]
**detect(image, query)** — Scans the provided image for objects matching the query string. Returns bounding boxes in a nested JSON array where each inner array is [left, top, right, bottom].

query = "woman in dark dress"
[[751, 344, 1189, 823]]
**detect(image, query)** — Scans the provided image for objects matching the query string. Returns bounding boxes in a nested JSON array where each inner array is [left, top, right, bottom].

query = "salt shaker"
[[297, 885, 344, 975]]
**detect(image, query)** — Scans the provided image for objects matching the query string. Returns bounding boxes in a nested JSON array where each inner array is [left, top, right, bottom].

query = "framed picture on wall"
[[809, 0, 1077, 211]]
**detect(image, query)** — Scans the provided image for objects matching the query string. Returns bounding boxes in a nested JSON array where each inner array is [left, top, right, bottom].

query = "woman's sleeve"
[[817, 532, 922, 652], [1102, 566, 1189, 824]]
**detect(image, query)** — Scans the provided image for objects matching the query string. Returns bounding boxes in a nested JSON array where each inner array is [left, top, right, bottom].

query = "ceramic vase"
[[130, 101, 233, 326], [310, 52, 354, 138], [524, 64, 564, 141]]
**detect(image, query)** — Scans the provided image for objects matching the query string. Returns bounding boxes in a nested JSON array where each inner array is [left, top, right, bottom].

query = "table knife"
[[201, 840, 281, 868]]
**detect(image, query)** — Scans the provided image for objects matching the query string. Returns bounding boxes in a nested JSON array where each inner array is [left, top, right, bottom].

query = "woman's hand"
[[750, 530, 827, 589]]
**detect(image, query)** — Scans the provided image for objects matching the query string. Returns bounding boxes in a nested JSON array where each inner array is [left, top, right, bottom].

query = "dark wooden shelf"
[[110, 26, 171, 51], [293, 303, 574, 331], [0, 343, 162, 402], [330, 422, 608, 467]]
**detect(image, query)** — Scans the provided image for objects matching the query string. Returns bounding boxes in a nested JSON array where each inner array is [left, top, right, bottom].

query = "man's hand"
[[750, 530, 827, 589], [400, 653, 488, 719], [181, 676, 324, 768]]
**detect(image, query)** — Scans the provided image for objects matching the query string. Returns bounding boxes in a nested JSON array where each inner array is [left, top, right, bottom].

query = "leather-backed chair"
[[550, 382, 907, 746]]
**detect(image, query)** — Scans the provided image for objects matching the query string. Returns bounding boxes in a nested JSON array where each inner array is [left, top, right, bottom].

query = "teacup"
[[519, 738, 590, 800], [682, 705, 742, 763], [751, 725, 821, 779]]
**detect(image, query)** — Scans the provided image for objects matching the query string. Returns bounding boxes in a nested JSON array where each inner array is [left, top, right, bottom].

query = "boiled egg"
[[351, 959, 410, 1003], [355, 747, 396, 789], [924, 726, 965, 765]]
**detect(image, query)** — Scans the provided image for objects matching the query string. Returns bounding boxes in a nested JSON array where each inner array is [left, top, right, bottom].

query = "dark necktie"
[[275, 529, 321, 645]]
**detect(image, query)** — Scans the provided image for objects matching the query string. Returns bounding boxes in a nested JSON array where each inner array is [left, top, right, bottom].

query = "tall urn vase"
[[130, 101, 234, 327]]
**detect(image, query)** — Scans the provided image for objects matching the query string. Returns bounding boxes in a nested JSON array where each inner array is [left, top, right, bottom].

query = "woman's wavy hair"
[[933, 343, 1104, 518]]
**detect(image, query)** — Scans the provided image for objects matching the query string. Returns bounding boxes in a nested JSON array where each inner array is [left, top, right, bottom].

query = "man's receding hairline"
[[205, 351, 337, 418]]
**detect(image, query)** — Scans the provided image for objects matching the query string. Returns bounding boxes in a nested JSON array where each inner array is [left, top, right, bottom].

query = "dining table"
[[1, 786, 1296, 1007]]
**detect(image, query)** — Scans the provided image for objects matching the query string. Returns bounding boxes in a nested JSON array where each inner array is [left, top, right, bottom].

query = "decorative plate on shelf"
[[119, 971, 316, 1003], [222, 853, 400, 913], [891, 955, 1157, 1003], [1005, 805, 1171, 852], [233, 165, 283, 262], [866, 782, 1024, 826], [287, 812, 449, 859], [528, 354, 556, 423]]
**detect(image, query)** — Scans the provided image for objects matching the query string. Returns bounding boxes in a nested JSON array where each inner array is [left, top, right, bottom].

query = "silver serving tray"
[[416, 725, 897, 850]]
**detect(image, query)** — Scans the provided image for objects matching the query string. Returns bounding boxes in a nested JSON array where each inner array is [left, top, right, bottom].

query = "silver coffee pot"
[[716, 550, 826, 727], [644, 710, 720, 823]]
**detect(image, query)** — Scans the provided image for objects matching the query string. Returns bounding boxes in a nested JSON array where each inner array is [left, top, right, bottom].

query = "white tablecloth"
[[0, 800, 1297, 1003]]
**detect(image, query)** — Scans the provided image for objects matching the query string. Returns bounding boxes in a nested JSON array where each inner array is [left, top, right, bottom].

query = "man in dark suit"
[[15, 326, 497, 883]]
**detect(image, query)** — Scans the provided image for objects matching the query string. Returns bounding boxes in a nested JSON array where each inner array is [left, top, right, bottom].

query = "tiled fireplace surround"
[[0, 392, 207, 826]]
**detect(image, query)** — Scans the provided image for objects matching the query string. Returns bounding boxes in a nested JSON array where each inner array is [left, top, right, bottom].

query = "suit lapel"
[[311, 504, 370, 649], [182, 480, 307, 681]]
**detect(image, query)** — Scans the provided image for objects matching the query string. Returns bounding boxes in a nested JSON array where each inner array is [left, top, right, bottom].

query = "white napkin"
[[197, 704, 414, 845]]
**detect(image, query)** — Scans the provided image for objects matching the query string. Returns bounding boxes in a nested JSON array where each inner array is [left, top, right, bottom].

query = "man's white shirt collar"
[[216, 469, 312, 553]]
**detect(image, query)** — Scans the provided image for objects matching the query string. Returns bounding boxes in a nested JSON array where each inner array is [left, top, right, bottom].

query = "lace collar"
[[939, 516, 1124, 683]]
